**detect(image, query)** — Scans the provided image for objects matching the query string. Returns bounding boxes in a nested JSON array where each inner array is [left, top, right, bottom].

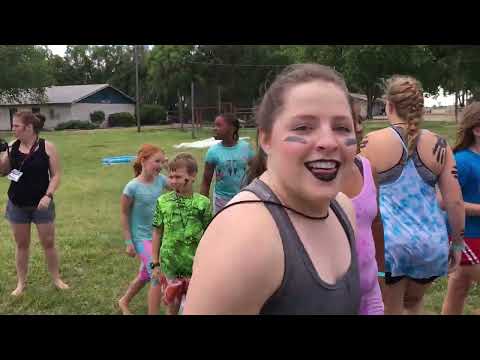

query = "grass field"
[[0, 121, 478, 315]]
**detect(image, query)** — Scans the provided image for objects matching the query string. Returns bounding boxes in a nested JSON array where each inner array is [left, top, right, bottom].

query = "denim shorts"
[[5, 199, 56, 224]]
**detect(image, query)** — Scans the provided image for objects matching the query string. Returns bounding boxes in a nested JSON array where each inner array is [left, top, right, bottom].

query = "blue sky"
[[47, 45, 455, 107]]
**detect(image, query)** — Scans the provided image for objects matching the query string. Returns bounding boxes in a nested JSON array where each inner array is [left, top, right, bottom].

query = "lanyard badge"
[[8, 138, 39, 183], [7, 169, 23, 182]]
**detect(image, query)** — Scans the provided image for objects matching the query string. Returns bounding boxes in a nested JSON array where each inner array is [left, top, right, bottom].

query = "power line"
[[186, 61, 286, 68]]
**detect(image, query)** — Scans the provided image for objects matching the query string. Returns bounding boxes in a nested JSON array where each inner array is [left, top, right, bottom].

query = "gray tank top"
[[243, 179, 361, 315]]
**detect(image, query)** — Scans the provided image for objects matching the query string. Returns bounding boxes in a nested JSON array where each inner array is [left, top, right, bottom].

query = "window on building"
[[49, 108, 55, 119], [9, 108, 17, 129], [32, 107, 40, 113]]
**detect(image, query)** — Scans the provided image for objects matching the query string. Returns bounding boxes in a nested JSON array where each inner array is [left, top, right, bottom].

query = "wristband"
[[125, 240, 133, 246], [45, 192, 53, 200], [150, 262, 161, 270], [377, 272, 385, 278], [451, 242, 465, 252]]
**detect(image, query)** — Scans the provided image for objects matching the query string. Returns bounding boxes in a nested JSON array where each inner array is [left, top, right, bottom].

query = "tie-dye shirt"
[[379, 128, 448, 279], [152, 192, 211, 278]]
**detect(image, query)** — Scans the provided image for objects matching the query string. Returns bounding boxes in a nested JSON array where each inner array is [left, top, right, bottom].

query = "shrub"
[[140, 104, 166, 125], [55, 120, 98, 131], [90, 110, 105, 124], [108, 112, 136, 127]]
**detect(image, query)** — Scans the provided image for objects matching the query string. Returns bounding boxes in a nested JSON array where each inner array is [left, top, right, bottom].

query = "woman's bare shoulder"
[[190, 189, 284, 312], [419, 129, 444, 144], [360, 127, 393, 151], [416, 129, 450, 174], [212, 190, 276, 237], [44, 140, 56, 150], [365, 127, 392, 139], [201, 188, 283, 269]]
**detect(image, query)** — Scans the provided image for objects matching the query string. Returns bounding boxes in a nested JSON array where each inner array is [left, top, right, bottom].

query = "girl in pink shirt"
[[342, 100, 385, 315]]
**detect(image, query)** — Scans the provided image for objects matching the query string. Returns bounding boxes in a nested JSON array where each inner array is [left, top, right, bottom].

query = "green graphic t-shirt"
[[152, 191, 212, 278]]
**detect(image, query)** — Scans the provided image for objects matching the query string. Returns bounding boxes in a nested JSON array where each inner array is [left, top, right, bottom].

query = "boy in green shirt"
[[151, 153, 211, 315]]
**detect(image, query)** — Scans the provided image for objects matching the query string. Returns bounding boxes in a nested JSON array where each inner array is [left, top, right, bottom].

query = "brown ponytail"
[[246, 129, 267, 184]]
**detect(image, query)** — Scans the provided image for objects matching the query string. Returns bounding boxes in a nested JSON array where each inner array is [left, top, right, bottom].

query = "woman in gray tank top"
[[183, 64, 361, 315]]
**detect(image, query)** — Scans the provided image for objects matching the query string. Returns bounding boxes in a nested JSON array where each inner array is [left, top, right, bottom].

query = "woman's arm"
[[45, 141, 61, 195], [0, 140, 14, 176], [38, 141, 61, 209], [120, 194, 136, 257], [463, 203, 480, 217], [151, 225, 163, 279], [371, 168, 385, 273], [438, 146, 465, 246], [120, 195, 133, 244], [438, 189, 480, 217], [200, 163, 215, 198]]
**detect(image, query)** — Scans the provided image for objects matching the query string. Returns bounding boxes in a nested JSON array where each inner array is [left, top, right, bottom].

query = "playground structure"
[[164, 82, 258, 139], [166, 102, 256, 129]]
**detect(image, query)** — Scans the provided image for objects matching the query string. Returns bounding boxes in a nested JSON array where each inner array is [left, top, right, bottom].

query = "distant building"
[[0, 84, 135, 130], [350, 93, 386, 117]]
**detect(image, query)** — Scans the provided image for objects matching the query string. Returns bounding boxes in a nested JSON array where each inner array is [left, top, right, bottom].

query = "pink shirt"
[[351, 156, 384, 315]]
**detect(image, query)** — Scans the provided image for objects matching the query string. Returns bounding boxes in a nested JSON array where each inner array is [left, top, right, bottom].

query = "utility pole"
[[135, 45, 141, 133], [191, 81, 196, 139]]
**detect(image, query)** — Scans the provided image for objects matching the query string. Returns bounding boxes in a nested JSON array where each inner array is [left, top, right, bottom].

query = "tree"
[[190, 45, 291, 107], [341, 45, 438, 119], [48, 45, 150, 100], [427, 46, 480, 120], [0, 45, 53, 103], [147, 45, 197, 129], [147, 45, 196, 106]]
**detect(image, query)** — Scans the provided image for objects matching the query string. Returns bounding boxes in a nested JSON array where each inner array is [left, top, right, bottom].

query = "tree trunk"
[[454, 91, 458, 123], [178, 89, 184, 131], [454, 56, 461, 123], [366, 87, 374, 120], [471, 87, 480, 102]]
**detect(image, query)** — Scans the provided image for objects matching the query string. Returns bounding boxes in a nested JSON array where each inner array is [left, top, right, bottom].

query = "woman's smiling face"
[[260, 80, 357, 202]]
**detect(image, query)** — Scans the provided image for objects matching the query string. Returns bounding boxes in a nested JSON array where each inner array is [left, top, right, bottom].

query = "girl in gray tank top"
[[244, 179, 360, 315], [183, 64, 361, 315]]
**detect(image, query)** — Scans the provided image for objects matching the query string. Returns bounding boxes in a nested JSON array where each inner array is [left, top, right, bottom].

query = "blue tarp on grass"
[[102, 155, 136, 165]]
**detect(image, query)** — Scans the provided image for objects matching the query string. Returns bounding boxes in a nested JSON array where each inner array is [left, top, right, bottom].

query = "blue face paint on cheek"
[[284, 136, 308, 144], [344, 137, 358, 147]]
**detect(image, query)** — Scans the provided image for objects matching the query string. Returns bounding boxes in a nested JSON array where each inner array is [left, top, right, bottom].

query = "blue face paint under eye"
[[284, 136, 308, 144], [344, 138, 358, 147]]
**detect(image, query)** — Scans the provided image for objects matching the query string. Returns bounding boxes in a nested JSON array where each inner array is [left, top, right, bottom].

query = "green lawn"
[[0, 122, 477, 315]]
